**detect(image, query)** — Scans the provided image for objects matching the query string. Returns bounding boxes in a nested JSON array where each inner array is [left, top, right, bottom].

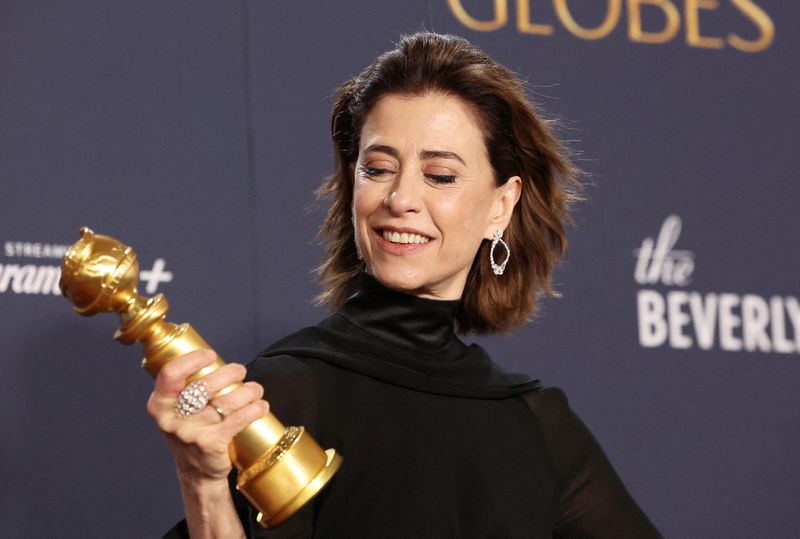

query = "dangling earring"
[[490, 229, 510, 276]]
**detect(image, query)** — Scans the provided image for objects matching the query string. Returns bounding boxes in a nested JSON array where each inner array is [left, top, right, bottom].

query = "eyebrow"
[[363, 144, 467, 166], [421, 150, 467, 166]]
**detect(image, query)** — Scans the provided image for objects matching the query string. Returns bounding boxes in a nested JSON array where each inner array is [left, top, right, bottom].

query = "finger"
[[148, 350, 217, 424], [197, 363, 248, 397], [216, 399, 271, 439], [150, 380, 217, 432], [151, 364, 249, 428], [154, 349, 218, 397], [210, 381, 264, 416]]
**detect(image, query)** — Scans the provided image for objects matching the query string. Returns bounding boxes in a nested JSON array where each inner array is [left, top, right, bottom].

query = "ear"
[[483, 176, 522, 239]]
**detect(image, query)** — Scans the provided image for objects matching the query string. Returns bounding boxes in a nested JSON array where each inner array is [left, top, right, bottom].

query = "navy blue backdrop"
[[2, 1, 798, 537]]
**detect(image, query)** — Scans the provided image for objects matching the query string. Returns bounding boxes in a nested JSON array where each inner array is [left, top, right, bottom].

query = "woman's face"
[[352, 92, 521, 300]]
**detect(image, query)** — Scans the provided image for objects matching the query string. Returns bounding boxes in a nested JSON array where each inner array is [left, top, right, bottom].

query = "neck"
[[337, 272, 463, 355]]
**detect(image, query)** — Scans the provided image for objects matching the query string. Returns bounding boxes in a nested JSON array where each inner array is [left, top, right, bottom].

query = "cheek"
[[353, 179, 383, 215], [352, 189, 372, 231], [436, 191, 491, 238], [352, 182, 384, 253]]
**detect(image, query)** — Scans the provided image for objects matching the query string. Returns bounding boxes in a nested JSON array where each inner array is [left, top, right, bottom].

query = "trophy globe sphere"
[[60, 227, 141, 316]]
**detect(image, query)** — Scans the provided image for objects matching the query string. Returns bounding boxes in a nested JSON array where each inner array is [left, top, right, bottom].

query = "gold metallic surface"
[[255, 449, 344, 528], [59, 227, 341, 528]]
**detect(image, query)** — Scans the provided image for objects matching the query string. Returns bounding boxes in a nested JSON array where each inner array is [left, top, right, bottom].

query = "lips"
[[381, 229, 431, 244], [372, 227, 433, 254]]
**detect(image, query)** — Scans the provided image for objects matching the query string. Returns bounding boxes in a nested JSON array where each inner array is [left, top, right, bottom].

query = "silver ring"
[[175, 381, 209, 418]]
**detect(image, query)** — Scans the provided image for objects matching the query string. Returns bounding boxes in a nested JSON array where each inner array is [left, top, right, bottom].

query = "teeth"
[[382, 230, 430, 244]]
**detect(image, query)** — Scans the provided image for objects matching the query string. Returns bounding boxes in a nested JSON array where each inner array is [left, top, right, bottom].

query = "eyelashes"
[[356, 165, 456, 184], [357, 165, 390, 178], [428, 174, 456, 184]]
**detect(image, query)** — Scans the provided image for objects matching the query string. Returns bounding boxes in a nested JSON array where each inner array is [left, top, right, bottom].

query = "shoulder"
[[520, 385, 569, 416], [519, 386, 578, 440], [246, 351, 316, 386], [518, 385, 598, 449], [245, 324, 335, 387], [245, 350, 325, 432], [518, 386, 601, 481]]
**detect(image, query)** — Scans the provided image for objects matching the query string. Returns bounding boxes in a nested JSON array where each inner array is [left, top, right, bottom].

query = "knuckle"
[[212, 395, 232, 413], [174, 424, 196, 443], [155, 416, 173, 433], [232, 408, 254, 427], [195, 438, 216, 453], [159, 361, 181, 381], [146, 397, 159, 418], [235, 413, 251, 428]]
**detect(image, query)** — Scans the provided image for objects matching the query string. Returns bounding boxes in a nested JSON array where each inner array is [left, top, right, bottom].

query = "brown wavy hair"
[[315, 32, 582, 334]]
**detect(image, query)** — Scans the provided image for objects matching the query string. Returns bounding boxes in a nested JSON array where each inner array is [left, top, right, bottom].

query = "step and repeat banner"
[[2, 1, 797, 537]]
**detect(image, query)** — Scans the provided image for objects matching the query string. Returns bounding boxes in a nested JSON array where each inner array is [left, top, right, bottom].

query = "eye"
[[424, 165, 458, 184], [426, 174, 457, 184], [357, 164, 394, 179], [364, 167, 386, 177]]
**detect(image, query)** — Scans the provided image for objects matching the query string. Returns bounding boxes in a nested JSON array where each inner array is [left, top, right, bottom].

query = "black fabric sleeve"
[[522, 388, 663, 539]]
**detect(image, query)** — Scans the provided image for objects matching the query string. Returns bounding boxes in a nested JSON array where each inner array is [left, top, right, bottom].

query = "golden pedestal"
[[59, 227, 341, 527]]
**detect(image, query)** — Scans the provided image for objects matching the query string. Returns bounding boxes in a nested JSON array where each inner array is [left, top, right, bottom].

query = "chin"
[[368, 266, 427, 295]]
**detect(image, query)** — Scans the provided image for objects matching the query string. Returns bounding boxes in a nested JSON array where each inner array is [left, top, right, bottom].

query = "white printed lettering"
[[638, 289, 668, 347], [718, 294, 742, 351], [667, 291, 692, 348], [0, 264, 18, 292], [689, 292, 717, 350], [786, 297, 800, 350], [741, 295, 771, 352], [770, 296, 795, 353], [633, 215, 694, 286]]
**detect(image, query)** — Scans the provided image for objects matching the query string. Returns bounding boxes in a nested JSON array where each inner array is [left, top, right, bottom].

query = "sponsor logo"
[[447, 0, 774, 53], [634, 216, 799, 353], [1, 240, 173, 296]]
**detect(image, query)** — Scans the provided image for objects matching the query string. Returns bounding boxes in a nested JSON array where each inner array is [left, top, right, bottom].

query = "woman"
[[157, 32, 662, 538]]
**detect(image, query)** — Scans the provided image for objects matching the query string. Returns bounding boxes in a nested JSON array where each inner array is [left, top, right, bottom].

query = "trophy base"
[[256, 448, 343, 528]]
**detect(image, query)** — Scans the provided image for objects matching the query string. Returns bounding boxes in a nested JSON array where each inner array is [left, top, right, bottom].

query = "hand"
[[147, 349, 271, 483]]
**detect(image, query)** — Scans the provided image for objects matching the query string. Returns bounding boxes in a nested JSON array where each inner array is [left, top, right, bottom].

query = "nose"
[[384, 170, 422, 215]]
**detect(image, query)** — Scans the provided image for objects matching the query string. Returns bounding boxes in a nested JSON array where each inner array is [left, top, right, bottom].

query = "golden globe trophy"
[[59, 227, 341, 528]]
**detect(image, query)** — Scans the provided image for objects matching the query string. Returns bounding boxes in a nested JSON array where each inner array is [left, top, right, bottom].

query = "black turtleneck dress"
[[166, 274, 661, 538]]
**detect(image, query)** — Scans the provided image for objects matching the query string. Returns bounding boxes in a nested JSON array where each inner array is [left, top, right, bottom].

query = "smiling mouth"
[[380, 229, 431, 244]]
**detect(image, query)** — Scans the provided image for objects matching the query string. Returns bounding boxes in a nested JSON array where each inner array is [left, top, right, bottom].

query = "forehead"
[[359, 93, 488, 158]]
